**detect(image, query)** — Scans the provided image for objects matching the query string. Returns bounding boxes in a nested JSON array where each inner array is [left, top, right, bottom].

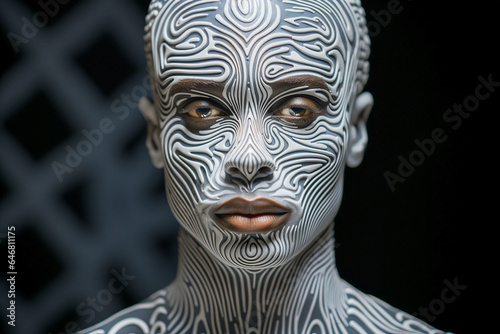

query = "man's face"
[[147, 0, 361, 268]]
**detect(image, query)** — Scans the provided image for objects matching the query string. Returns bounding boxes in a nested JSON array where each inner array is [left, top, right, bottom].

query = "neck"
[[165, 224, 346, 333]]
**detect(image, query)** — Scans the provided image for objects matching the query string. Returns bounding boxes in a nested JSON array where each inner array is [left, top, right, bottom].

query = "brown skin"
[[212, 197, 291, 233]]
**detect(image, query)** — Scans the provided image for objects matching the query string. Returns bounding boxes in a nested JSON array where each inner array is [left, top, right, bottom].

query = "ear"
[[346, 92, 374, 168], [139, 96, 163, 169]]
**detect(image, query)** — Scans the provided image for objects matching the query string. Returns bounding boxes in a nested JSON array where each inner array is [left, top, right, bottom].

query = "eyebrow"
[[267, 75, 329, 96], [171, 75, 329, 98], [171, 79, 226, 97]]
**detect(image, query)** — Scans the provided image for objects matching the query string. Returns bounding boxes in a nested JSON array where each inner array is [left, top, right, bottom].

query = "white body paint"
[[79, 0, 453, 333]]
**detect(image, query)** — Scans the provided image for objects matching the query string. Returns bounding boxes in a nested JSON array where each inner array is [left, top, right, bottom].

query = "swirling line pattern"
[[147, 0, 357, 270], [79, 0, 452, 333], [79, 228, 450, 334]]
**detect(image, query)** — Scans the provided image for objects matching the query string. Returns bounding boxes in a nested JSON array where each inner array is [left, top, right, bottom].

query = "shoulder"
[[78, 290, 169, 334], [343, 282, 454, 334]]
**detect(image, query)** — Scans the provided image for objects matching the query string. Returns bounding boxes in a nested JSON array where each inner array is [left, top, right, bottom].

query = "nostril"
[[228, 167, 239, 175], [225, 165, 274, 179], [258, 166, 272, 175]]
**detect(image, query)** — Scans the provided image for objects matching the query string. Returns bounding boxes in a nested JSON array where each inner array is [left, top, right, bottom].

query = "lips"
[[213, 197, 291, 233]]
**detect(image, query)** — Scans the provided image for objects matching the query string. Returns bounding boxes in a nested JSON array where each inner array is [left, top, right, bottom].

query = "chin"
[[175, 181, 343, 270], [196, 221, 323, 270], [210, 230, 297, 269]]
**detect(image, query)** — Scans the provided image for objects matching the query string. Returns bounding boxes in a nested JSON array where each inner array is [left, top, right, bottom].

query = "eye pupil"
[[197, 108, 212, 118], [289, 107, 306, 117]]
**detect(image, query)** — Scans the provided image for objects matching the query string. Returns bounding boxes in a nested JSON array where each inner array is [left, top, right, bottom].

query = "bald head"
[[140, 0, 373, 269], [144, 0, 370, 117]]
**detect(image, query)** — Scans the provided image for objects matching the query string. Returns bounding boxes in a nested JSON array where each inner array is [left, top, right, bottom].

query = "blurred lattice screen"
[[0, 0, 181, 333], [0, 0, 494, 333]]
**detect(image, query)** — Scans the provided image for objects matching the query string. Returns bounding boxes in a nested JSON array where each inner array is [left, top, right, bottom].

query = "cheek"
[[162, 119, 235, 200], [267, 117, 347, 196], [163, 116, 347, 200], [267, 117, 347, 241]]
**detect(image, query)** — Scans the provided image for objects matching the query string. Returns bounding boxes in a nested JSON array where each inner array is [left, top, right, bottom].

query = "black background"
[[1, 0, 497, 333], [337, 1, 497, 333]]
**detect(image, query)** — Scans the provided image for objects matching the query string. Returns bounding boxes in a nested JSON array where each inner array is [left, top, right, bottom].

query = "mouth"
[[213, 197, 291, 233]]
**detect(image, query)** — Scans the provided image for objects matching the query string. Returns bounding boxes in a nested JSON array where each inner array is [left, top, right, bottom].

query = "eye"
[[179, 99, 226, 131], [279, 107, 312, 117], [183, 100, 222, 118], [272, 97, 322, 127]]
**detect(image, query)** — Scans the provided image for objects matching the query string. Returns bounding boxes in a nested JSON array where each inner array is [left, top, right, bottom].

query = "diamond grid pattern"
[[0, 0, 177, 333], [0, 0, 488, 333], [5, 91, 74, 160]]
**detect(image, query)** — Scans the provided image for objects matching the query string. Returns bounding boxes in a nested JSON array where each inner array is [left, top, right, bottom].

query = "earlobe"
[[346, 92, 374, 168], [139, 96, 163, 169]]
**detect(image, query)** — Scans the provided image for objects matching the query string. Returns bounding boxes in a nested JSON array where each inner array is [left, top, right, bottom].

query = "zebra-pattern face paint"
[[145, 0, 367, 269], [77, 1, 454, 333], [79, 228, 449, 334]]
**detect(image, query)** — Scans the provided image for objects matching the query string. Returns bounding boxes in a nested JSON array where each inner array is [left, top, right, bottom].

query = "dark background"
[[0, 0, 497, 333]]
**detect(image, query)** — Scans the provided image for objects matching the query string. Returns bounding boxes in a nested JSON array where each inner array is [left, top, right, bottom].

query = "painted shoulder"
[[343, 281, 454, 334], [77, 290, 168, 334], [78, 284, 454, 334]]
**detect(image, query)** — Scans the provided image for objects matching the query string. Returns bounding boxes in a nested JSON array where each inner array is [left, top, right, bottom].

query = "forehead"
[[149, 0, 357, 96]]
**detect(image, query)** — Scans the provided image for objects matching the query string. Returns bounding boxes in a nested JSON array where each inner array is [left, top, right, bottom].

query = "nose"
[[224, 120, 275, 182]]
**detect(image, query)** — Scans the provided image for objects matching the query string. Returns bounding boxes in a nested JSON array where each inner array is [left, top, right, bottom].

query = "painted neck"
[[168, 224, 345, 333]]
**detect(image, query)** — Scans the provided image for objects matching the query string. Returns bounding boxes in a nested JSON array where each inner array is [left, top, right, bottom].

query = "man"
[[80, 0, 452, 333]]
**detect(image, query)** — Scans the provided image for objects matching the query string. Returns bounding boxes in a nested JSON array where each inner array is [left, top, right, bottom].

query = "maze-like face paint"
[[146, 0, 362, 269]]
